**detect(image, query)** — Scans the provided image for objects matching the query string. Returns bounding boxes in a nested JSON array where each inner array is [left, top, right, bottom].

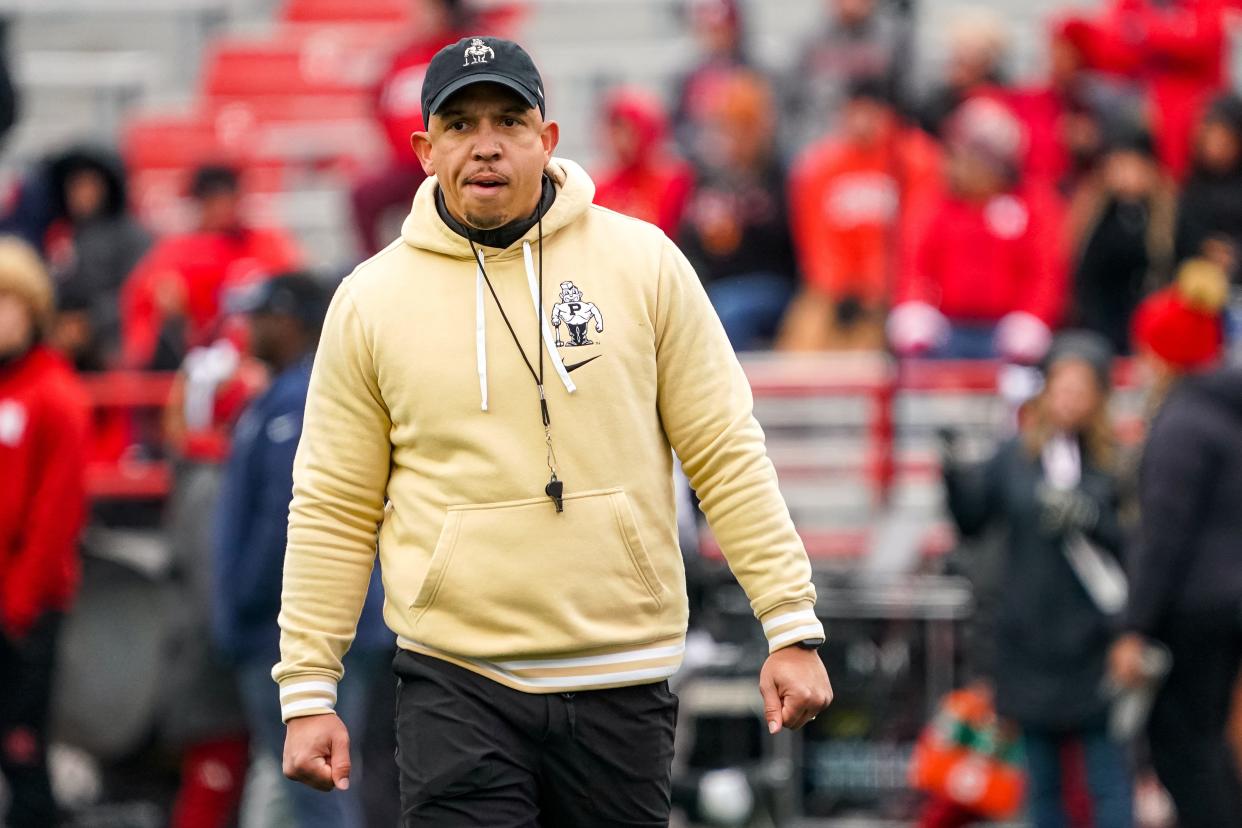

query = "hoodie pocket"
[[410, 487, 668, 655]]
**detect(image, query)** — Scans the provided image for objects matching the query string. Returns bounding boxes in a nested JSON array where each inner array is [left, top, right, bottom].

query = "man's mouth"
[[465, 174, 507, 191]]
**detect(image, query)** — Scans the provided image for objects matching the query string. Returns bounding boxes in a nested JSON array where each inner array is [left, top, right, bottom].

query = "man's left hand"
[[760, 645, 833, 734]]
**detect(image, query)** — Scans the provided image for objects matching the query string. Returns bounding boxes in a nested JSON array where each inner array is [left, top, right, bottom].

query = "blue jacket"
[[212, 354, 389, 663]]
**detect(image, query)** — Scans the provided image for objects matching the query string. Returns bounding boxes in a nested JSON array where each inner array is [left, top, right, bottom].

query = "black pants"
[[0, 613, 61, 828], [1148, 611, 1242, 828], [394, 651, 677, 827]]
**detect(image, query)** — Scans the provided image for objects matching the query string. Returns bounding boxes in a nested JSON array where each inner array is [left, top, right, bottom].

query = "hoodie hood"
[[401, 157, 597, 261], [47, 145, 131, 220], [400, 157, 597, 412], [1182, 366, 1242, 422]]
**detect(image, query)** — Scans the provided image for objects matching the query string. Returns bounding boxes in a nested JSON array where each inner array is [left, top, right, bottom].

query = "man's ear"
[[411, 130, 435, 177], [540, 119, 560, 165]]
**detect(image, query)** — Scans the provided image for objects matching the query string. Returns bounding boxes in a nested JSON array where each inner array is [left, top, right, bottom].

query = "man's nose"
[[471, 125, 503, 161]]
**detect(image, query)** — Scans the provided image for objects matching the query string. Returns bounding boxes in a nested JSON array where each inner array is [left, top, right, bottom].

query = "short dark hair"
[[846, 75, 894, 106], [189, 164, 241, 200]]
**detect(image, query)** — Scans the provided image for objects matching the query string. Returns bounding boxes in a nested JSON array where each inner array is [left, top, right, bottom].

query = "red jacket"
[[789, 124, 941, 305], [121, 227, 301, 368], [594, 89, 695, 237], [1063, 0, 1226, 178], [899, 184, 1068, 325], [0, 346, 90, 637]]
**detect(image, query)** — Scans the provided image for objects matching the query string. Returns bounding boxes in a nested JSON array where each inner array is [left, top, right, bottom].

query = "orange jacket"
[[789, 125, 941, 306]]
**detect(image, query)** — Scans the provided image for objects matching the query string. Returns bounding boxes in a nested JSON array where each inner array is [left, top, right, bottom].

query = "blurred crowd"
[[1, 0, 1242, 826]]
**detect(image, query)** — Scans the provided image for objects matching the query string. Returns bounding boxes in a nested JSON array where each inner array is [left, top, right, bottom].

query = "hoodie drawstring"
[[474, 249, 489, 411], [473, 239, 576, 413], [523, 240, 576, 397]]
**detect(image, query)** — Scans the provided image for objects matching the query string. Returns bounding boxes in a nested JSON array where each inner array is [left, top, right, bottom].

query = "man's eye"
[[450, 121, 468, 131], [502, 118, 519, 127]]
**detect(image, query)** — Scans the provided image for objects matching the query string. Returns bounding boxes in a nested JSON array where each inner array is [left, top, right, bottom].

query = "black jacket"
[[945, 437, 1123, 730], [1127, 368, 1242, 635], [48, 146, 152, 369]]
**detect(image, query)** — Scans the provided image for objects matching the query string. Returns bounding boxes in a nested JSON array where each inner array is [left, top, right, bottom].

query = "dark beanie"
[[1043, 330, 1114, 390]]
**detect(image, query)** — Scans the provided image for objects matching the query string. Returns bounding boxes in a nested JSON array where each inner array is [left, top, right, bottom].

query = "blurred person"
[[679, 68, 797, 350], [351, 0, 476, 256], [43, 145, 153, 371], [672, 0, 750, 163], [944, 331, 1133, 828], [916, 7, 1010, 138], [276, 36, 831, 823], [1066, 127, 1175, 354], [213, 274, 389, 828], [0, 238, 90, 828], [1110, 259, 1241, 828], [782, 0, 902, 156], [593, 86, 694, 237], [1059, 0, 1227, 179], [890, 97, 1067, 362], [1175, 94, 1242, 279], [780, 77, 940, 351], [121, 164, 300, 371]]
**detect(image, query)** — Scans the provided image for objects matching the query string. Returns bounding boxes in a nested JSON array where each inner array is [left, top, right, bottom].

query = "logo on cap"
[[463, 38, 495, 66]]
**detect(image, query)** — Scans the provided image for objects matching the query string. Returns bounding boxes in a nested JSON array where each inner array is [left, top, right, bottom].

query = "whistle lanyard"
[[469, 215, 565, 512]]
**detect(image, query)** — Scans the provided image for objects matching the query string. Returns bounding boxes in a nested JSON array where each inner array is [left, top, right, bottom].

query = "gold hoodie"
[[274, 158, 823, 721]]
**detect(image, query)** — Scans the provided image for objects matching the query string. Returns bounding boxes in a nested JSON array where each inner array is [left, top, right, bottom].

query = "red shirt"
[[121, 227, 301, 368], [0, 346, 90, 636], [1063, 0, 1226, 178], [899, 185, 1068, 325], [789, 125, 941, 305]]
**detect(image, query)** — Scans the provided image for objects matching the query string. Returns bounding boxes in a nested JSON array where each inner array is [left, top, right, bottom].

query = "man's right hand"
[[283, 713, 351, 792]]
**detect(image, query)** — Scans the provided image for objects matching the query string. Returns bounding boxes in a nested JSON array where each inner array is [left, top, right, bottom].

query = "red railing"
[[84, 359, 1145, 562], [82, 372, 176, 500]]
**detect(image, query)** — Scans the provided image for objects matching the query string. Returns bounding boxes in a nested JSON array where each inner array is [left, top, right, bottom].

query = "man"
[[278, 37, 831, 825], [214, 274, 388, 827], [780, 77, 940, 351], [0, 237, 90, 827], [121, 164, 301, 370]]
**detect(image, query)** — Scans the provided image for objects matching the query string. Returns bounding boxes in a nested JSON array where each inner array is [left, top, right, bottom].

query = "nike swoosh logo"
[[563, 356, 601, 373]]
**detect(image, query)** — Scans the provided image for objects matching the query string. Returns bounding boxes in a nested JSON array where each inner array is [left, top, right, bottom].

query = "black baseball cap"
[[227, 272, 330, 332], [421, 36, 546, 126]]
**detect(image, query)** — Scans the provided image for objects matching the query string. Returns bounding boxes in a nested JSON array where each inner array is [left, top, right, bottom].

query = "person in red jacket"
[[121, 165, 301, 370], [1060, 0, 1227, 180], [349, 0, 474, 255], [780, 77, 941, 351], [593, 86, 694, 237], [0, 236, 90, 828], [890, 97, 1068, 362]]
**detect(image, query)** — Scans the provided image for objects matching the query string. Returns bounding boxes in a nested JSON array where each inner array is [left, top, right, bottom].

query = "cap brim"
[[427, 73, 541, 121]]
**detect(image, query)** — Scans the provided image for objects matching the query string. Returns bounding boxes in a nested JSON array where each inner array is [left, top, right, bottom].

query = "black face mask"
[[436, 176, 556, 250]]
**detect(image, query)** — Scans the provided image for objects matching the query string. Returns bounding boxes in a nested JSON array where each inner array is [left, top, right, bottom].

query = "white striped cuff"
[[760, 607, 825, 652], [279, 679, 338, 722]]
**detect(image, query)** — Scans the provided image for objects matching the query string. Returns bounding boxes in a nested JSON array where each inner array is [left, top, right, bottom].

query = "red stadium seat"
[[201, 33, 396, 99], [280, 0, 413, 25]]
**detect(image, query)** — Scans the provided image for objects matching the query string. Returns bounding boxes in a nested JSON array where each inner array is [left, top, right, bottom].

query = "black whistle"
[[545, 477, 564, 513]]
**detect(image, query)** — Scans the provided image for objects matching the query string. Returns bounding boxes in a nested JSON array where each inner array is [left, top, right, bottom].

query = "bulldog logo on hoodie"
[[551, 281, 604, 347]]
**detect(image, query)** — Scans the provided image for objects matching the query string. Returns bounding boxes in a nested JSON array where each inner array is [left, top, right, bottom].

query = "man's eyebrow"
[[437, 108, 468, 120]]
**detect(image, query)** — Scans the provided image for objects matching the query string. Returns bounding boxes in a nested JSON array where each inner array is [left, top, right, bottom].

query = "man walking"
[[277, 37, 832, 825]]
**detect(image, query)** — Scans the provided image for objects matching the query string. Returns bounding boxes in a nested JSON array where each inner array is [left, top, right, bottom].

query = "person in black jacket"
[[1175, 94, 1242, 281], [1111, 269, 1241, 828], [1067, 128, 1175, 354], [944, 332, 1132, 828], [46, 146, 152, 371]]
